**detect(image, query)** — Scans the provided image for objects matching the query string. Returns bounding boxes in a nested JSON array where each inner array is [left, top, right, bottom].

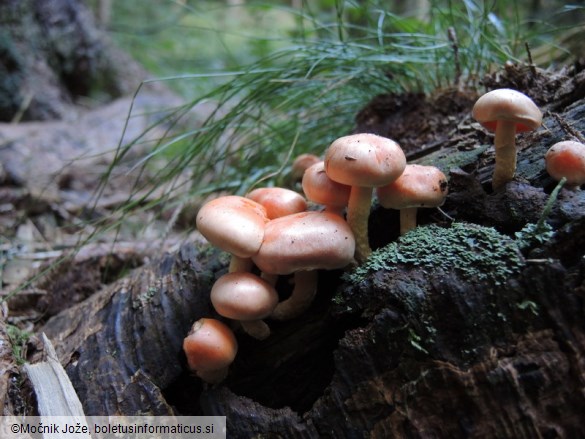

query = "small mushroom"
[[472, 88, 542, 190], [377, 164, 448, 235], [183, 318, 238, 384], [246, 187, 307, 219], [210, 272, 279, 340], [290, 153, 321, 184], [324, 133, 406, 262], [545, 140, 585, 190], [301, 160, 351, 216], [252, 211, 355, 319], [196, 195, 269, 272]]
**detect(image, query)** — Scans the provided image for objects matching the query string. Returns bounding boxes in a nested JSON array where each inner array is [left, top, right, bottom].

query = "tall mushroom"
[[183, 318, 238, 384], [324, 133, 406, 262], [377, 164, 448, 235], [252, 211, 355, 320], [472, 88, 542, 191], [545, 140, 585, 190], [210, 272, 279, 340], [196, 195, 269, 273]]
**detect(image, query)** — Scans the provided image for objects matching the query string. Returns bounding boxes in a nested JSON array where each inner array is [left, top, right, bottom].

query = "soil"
[[1, 60, 584, 437]]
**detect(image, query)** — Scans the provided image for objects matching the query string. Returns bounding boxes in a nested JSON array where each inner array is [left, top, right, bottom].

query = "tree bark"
[[0, 0, 146, 122]]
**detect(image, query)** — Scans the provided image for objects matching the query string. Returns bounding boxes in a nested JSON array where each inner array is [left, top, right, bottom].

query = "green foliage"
[[6, 324, 31, 365], [108, 1, 300, 98], [515, 177, 566, 250], [91, 1, 582, 239], [106, 1, 523, 197], [346, 222, 525, 286], [515, 222, 555, 250]]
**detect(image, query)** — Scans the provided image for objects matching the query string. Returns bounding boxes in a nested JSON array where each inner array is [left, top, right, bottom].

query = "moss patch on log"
[[346, 222, 525, 287]]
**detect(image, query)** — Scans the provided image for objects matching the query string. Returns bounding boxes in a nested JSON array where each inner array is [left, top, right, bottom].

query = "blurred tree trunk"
[[394, 0, 430, 20], [0, 0, 146, 122]]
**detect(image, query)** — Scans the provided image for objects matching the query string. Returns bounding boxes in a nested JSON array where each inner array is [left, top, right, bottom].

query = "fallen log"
[[36, 64, 585, 437]]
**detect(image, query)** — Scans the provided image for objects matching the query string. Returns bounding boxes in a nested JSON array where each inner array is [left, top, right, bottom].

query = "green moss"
[[6, 324, 31, 366], [515, 177, 565, 250], [346, 222, 525, 286]]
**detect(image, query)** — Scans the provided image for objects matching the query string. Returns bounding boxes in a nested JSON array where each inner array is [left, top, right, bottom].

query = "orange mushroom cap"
[[246, 187, 307, 219], [324, 133, 406, 187], [291, 153, 321, 182], [196, 195, 268, 258], [472, 88, 542, 133], [252, 211, 355, 275], [545, 140, 585, 187], [210, 272, 279, 321], [302, 160, 351, 208], [377, 164, 448, 209], [183, 318, 238, 382]]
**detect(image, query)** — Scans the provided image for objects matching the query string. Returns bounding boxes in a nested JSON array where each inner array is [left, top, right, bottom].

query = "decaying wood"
[[40, 243, 226, 416], [0, 91, 182, 204], [34, 64, 585, 437], [24, 334, 87, 419], [0, 305, 19, 416]]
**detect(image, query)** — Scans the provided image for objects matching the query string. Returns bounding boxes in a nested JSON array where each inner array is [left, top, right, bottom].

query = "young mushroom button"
[[377, 164, 448, 235], [324, 133, 406, 262], [210, 272, 279, 340], [472, 88, 542, 191], [183, 318, 238, 384], [252, 211, 355, 320], [545, 140, 585, 190]]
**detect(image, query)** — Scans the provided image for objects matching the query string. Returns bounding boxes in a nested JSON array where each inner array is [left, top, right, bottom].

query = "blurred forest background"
[[89, 0, 585, 192], [0, 0, 584, 297], [97, 0, 585, 96]]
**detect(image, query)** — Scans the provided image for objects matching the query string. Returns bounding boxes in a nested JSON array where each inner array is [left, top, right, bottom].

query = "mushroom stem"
[[196, 368, 229, 384], [399, 207, 418, 235], [271, 270, 318, 320], [346, 185, 373, 262], [228, 256, 254, 273], [492, 120, 518, 190], [240, 320, 272, 340]]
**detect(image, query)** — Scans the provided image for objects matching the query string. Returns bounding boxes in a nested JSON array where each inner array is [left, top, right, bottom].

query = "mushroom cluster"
[[183, 132, 451, 382], [183, 87, 569, 384], [184, 188, 356, 382]]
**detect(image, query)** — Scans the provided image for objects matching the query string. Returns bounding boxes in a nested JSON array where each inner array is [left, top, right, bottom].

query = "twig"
[[437, 206, 455, 222], [525, 42, 537, 78]]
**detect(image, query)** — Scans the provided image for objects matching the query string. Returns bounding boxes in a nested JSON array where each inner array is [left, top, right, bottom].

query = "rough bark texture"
[[37, 63, 585, 437], [41, 242, 223, 415], [0, 0, 146, 122]]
